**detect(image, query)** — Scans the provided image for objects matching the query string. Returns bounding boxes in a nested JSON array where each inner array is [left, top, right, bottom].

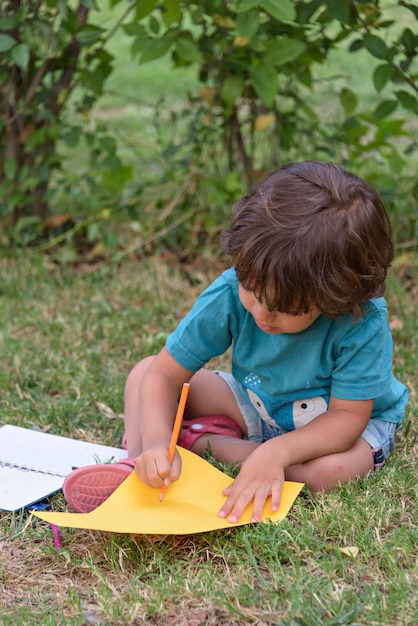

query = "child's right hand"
[[135, 446, 182, 490]]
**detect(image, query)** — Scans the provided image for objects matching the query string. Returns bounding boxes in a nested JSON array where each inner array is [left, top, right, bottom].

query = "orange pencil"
[[159, 382, 190, 502]]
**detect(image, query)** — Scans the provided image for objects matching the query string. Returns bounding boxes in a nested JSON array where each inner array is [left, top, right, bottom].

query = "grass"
[[0, 250, 417, 625]]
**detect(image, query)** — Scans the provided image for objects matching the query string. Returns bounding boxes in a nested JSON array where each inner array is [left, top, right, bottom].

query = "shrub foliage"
[[1, 1, 417, 251]]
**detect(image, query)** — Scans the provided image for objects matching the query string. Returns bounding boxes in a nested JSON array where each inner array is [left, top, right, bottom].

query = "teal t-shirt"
[[166, 268, 408, 430]]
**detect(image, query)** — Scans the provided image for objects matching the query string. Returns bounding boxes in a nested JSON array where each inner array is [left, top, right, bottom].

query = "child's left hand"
[[217, 444, 284, 523]]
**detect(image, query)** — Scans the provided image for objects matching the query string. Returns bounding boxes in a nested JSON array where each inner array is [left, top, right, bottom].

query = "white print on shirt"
[[247, 389, 328, 430], [243, 373, 262, 387], [293, 396, 328, 428], [247, 389, 277, 427]]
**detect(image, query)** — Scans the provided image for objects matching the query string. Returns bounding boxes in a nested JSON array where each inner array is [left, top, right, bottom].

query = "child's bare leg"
[[123, 356, 156, 457], [124, 360, 257, 461], [189, 434, 260, 464], [185, 369, 246, 424], [178, 368, 261, 463], [284, 437, 374, 490]]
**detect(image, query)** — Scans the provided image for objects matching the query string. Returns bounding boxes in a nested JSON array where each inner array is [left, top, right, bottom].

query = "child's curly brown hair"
[[222, 161, 393, 319]]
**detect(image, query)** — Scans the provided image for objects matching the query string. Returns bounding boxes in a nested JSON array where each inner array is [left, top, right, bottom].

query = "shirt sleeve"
[[165, 271, 241, 372], [330, 301, 393, 400]]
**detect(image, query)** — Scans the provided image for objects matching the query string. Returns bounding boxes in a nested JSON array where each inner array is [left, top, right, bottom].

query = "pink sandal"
[[62, 458, 136, 513], [121, 416, 242, 454], [178, 415, 242, 450]]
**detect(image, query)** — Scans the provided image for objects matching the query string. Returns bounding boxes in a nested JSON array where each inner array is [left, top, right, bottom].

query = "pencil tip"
[[159, 493, 164, 502]]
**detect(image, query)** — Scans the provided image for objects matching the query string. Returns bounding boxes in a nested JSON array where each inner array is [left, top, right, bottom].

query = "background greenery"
[[1, 0, 417, 258], [0, 1, 417, 624]]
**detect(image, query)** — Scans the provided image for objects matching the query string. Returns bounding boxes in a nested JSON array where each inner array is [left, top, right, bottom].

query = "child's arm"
[[218, 397, 374, 523], [134, 348, 193, 489]]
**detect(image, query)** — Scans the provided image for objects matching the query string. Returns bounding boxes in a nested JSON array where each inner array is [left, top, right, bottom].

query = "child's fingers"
[[218, 479, 283, 523], [269, 481, 283, 512], [165, 449, 182, 485], [251, 481, 283, 521], [218, 480, 262, 523], [250, 485, 275, 522], [136, 448, 181, 488], [221, 481, 234, 496]]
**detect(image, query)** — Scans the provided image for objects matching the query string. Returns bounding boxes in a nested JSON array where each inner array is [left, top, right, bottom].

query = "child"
[[63, 161, 408, 522]]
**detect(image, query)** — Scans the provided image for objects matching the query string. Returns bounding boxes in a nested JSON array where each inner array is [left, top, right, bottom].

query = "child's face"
[[238, 285, 320, 334]]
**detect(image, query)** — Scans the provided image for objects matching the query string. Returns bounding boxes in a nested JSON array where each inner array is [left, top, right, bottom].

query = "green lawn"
[[0, 251, 416, 625]]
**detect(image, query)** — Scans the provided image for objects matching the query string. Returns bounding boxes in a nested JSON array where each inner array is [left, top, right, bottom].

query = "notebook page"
[[0, 424, 127, 511]]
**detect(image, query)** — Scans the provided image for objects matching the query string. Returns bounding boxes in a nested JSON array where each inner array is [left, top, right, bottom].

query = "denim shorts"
[[215, 371, 400, 470]]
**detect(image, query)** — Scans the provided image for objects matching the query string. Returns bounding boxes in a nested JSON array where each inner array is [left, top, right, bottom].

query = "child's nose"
[[254, 301, 274, 322]]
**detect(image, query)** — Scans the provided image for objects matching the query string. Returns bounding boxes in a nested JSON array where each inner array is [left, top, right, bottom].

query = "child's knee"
[[125, 355, 156, 388], [303, 450, 373, 491], [305, 458, 347, 491]]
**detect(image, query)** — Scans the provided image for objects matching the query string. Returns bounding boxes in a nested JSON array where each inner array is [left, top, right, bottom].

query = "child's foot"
[[62, 458, 136, 513]]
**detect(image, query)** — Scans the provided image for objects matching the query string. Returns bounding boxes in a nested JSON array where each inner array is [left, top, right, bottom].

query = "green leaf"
[[221, 74, 244, 104], [236, 10, 260, 38], [14, 216, 42, 235], [0, 33, 15, 52], [362, 34, 390, 60], [260, 0, 296, 22], [135, 0, 158, 20], [342, 116, 368, 143], [235, 0, 259, 12], [76, 25, 105, 46], [103, 231, 119, 250], [11, 43, 30, 70], [388, 147, 405, 174], [101, 165, 133, 193], [141, 38, 172, 63], [80, 68, 106, 94], [295, 0, 323, 23], [395, 89, 418, 113], [176, 37, 203, 63], [149, 15, 160, 35], [339, 88, 357, 114], [131, 36, 147, 58], [349, 39, 363, 53], [401, 28, 417, 53], [263, 38, 306, 66], [325, 0, 354, 24], [62, 126, 83, 148], [123, 22, 147, 37], [24, 126, 47, 151], [161, 0, 182, 27], [0, 16, 18, 29], [373, 64, 393, 92], [6, 190, 24, 211], [374, 99, 398, 120], [250, 64, 277, 106], [81, 0, 98, 9]]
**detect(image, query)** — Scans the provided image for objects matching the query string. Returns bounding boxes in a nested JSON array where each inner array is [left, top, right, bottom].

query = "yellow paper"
[[34, 448, 304, 535]]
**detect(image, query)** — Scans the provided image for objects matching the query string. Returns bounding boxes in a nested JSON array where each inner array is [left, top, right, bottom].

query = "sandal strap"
[[178, 415, 242, 450], [119, 457, 136, 468]]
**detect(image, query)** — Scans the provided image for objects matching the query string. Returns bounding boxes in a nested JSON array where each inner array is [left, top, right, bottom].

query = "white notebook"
[[0, 424, 127, 511]]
